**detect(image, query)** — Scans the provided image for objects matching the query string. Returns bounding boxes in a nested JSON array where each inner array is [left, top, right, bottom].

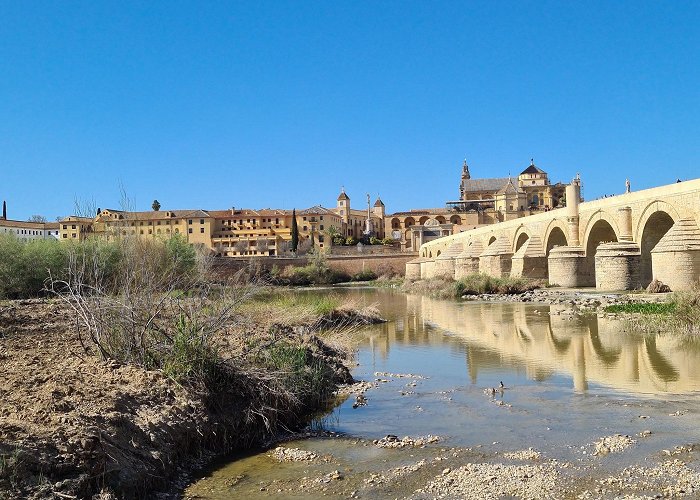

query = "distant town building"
[[4, 158, 579, 256]]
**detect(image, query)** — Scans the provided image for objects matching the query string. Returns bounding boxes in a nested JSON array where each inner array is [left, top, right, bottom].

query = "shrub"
[[0, 235, 69, 299], [381, 237, 395, 245], [345, 236, 357, 246], [351, 269, 378, 282], [603, 303, 677, 314], [369, 236, 382, 245], [454, 274, 541, 296]]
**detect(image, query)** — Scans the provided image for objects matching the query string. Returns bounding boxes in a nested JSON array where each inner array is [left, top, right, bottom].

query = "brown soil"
[[0, 299, 364, 499]]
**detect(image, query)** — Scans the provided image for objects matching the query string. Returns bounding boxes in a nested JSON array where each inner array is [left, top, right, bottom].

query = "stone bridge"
[[407, 177, 700, 291]]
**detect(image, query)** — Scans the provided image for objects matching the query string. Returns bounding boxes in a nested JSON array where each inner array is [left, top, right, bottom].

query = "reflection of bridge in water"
[[363, 291, 700, 395]]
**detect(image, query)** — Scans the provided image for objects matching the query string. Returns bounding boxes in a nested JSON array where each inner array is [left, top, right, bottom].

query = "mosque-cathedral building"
[[4, 159, 576, 256]]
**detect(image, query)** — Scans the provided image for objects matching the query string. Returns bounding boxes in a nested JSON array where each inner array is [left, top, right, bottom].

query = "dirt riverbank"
[[0, 298, 382, 499]]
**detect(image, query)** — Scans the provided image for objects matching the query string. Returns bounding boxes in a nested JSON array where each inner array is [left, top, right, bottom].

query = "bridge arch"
[[543, 219, 569, 256], [582, 210, 620, 252], [635, 200, 680, 286], [512, 225, 531, 253], [584, 213, 619, 285]]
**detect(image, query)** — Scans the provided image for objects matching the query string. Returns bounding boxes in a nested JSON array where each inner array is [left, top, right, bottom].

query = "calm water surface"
[[185, 288, 700, 498]]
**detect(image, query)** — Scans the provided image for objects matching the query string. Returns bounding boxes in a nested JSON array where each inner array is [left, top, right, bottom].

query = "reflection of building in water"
[[403, 295, 700, 395]]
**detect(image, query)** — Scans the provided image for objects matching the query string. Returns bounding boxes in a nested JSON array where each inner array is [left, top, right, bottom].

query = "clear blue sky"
[[2, 1, 698, 220]]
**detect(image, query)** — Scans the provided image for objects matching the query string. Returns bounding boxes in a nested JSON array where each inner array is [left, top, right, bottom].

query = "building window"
[[71, 225, 76, 229], [200, 219, 204, 224], [188, 228, 193, 234], [62, 234, 67, 238], [320, 225, 324, 230], [200, 228, 204, 233], [71, 233, 76, 238], [188, 219, 193, 225]]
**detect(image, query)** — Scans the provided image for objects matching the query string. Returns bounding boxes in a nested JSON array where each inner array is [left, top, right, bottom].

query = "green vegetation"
[[351, 269, 378, 282], [0, 236, 68, 299], [161, 315, 220, 386], [403, 274, 544, 299], [274, 250, 351, 285], [264, 292, 342, 317], [604, 302, 677, 314]]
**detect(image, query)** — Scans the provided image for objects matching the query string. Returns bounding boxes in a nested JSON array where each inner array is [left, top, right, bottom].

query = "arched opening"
[[450, 215, 461, 225], [419, 216, 429, 225], [545, 227, 568, 256], [404, 217, 415, 228], [515, 233, 529, 252], [585, 219, 618, 284], [429, 251, 432, 258], [639, 211, 675, 287], [436, 250, 441, 257], [488, 236, 497, 246], [436, 216, 446, 224], [391, 217, 400, 230]]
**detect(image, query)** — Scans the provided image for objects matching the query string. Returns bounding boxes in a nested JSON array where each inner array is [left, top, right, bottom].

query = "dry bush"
[[45, 235, 256, 390]]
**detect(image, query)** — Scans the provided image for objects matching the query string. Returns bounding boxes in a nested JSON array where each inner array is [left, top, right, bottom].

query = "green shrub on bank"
[[267, 293, 341, 317], [162, 315, 220, 385], [351, 269, 378, 282], [0, 236, 69, 299], [282, 264, 350, 286], [455, 274, 540, 296], [0, 234, 199, 299], [604, 302, 677, 314], [260, 342, 336, 408]]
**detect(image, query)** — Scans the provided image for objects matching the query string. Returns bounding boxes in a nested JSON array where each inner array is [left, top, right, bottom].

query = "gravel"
[[415, 462, 561, 499]]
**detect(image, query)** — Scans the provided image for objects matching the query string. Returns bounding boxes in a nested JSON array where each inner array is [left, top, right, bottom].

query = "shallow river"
[[185, 288, 700, 499]]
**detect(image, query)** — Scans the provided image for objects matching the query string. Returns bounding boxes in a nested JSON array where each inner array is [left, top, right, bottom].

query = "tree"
[[2, 200, 6, 219], [152, 200, 161, 211], [28, 215, 47, 223], [256, 237, 269, 255], [291, 209, 299, 254], [234, 240, 249, 256]]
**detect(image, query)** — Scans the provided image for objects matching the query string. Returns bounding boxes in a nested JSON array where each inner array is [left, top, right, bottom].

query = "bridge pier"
[[455, 241, 483, 279], [434, 244, 463, 279], [405, 258, 424, 281], [594, 242, 641, 290], [421, 258, 436, 279], [548, 246, 589, 287], [479, 238, 513, 277], [511, 235, 547, 279], [651, 218, 700, 291]]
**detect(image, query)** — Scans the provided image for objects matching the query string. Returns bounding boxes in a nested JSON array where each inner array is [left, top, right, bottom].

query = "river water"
[[185, 288, 700, 499]]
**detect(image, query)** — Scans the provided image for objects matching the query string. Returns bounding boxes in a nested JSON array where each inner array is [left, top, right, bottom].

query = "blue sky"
[[1, 1, 698, 220]]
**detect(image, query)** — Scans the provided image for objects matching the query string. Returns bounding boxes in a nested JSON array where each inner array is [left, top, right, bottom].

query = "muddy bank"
[[0, 298, 382, 499]]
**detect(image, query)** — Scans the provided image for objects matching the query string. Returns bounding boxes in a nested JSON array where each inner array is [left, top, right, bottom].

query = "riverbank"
[[0, 294, 383, 499]]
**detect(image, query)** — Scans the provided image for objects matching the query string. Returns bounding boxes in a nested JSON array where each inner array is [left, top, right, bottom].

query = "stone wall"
[[212, 253, 417, 279]]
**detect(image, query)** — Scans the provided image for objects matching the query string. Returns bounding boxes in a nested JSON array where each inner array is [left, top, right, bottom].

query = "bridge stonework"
[[408, 178, 700, 291]]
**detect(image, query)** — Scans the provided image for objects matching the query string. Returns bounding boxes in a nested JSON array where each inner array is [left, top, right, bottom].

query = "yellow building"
[[56, 189, 386, 257], [386, 159, 574, 251]]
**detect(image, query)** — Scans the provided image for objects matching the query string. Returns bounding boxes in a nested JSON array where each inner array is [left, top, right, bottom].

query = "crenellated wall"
[[407, 178, 700, 290]]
